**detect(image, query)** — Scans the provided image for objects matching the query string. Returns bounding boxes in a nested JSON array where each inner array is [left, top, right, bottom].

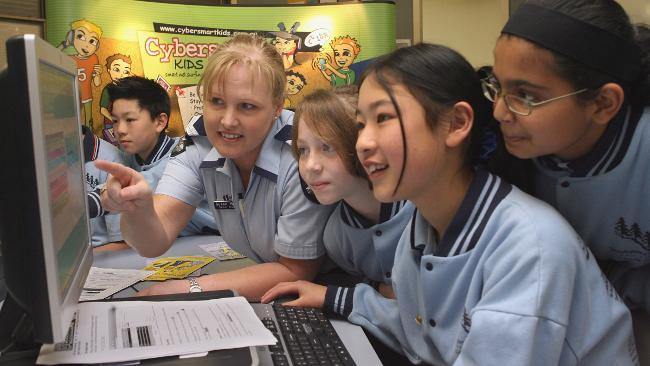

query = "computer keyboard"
[[261, 303, 356, 366]]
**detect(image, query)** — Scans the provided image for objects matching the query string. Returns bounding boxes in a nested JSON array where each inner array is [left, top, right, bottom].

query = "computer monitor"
[[0, 34, 93, 345]]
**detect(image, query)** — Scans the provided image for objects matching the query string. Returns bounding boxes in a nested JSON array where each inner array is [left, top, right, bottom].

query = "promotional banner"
[[45, 1, 396, 138]]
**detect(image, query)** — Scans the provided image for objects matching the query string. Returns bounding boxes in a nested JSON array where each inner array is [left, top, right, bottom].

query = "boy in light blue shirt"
[[89, 76, 216, 244]]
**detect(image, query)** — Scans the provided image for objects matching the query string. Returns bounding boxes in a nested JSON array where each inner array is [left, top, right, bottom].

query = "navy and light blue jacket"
[[156, 111, 334, 263], [325, 169, 637, 365], [83, 127, 123, 247], [534, 106, 650, 311], [324, 200, 414, 284]]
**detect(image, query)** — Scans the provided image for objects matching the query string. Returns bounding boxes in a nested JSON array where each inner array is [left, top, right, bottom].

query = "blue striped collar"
[[410, 168, 512, 257], [340, 200, 408, 229], [536, 104, 642, 177], [134, 134, 175, 166]]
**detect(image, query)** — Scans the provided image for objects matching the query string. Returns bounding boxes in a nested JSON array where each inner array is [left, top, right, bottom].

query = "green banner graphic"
[[45, 0, 395, 137]]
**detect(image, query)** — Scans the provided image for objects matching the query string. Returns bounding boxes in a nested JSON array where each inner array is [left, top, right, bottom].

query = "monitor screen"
[[39, 62, 88, 299], [0, 34, 93, 345]]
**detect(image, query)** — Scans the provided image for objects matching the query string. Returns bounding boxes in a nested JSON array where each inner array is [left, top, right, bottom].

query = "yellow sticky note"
[[143, 256, 215, 281]]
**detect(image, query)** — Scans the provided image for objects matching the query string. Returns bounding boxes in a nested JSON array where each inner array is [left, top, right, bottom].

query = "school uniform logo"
[[614, 217, 650, 251], [85, 173, 100, 189]]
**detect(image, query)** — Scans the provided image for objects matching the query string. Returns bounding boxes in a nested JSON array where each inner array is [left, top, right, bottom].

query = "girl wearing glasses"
[[488, 0, 650, 312], [271, 43, 636, 364]]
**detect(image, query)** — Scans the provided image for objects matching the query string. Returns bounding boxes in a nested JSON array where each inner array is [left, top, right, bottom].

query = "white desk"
[[91, 235, 382, 366], [92, 235, 255, 297]]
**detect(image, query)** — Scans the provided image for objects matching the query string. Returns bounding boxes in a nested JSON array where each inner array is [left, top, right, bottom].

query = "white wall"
[[619, 0, 650, 25], [417, 0, 649, 68], [420, 0, 509, 67]]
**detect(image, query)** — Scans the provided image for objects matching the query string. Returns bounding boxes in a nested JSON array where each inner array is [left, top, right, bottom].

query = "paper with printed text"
[[37, 297, 276, 364]]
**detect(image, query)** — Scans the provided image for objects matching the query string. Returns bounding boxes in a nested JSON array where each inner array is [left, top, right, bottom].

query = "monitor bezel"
[[4, 34, 93, 344]]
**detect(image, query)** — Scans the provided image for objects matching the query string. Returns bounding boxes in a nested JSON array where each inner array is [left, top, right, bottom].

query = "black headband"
[[502, 3, 641, 83]]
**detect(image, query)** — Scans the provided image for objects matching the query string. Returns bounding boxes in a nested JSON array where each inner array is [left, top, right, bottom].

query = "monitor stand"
[[0, 295, 40, 365]]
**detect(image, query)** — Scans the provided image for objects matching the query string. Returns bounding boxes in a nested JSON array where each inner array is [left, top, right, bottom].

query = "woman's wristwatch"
[[188, 277, 203, 293]]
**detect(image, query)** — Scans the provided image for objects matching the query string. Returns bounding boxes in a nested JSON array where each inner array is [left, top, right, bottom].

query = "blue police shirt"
[[156, 111, 334, 263]]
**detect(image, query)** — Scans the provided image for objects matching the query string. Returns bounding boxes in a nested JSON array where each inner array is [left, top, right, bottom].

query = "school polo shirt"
[[323, 200, 414, 284]]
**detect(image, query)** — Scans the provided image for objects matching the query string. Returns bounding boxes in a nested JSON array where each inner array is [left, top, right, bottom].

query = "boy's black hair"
[[359, 43, 533, 193], [107, 76, 171, 121], [526, 0, 650, 106]]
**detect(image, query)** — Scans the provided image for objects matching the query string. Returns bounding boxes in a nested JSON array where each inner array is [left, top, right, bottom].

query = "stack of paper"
[[37, 297, 276, 364]]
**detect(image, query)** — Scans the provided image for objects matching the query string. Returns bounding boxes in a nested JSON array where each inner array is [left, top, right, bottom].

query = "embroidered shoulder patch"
[[170, 136, 193, 157]]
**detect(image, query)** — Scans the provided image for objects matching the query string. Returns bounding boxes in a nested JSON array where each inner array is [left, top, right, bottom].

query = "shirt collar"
[[536, 104, 642, 177], [410, 168, 512, 257], [134, 134, 174, 166], [340, 200, 408, 229]]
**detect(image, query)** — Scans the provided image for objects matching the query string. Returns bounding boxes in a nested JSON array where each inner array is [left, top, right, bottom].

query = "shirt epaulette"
[[274, 124, 292, 144], [186, 114, 206, 137], [170, 135, 194, 157]]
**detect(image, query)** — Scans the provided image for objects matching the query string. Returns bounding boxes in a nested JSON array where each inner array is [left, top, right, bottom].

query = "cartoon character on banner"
[[315, 36, 361, 86], [284, 70, 307, 109], [99, 54, 132, 145], [58, 19, 103, 130], [271, 22, 302, 70]]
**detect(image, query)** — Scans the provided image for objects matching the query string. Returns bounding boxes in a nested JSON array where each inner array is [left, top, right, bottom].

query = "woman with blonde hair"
[[96, 34, 333, 298]]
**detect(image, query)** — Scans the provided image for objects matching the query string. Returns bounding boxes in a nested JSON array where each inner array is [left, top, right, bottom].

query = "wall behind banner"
[[45, 0, 395, 138]]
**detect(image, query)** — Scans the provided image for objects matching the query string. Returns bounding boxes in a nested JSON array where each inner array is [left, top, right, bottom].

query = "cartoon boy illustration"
[[316, 36, 361, 86], [59, 19, 103, 130], [100, 53, 132, 145], [284, 70, 307, 109], [271, 22, 302, 70]]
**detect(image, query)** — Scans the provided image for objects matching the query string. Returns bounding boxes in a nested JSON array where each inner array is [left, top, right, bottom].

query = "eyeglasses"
[[481, 78, 588, 116]]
